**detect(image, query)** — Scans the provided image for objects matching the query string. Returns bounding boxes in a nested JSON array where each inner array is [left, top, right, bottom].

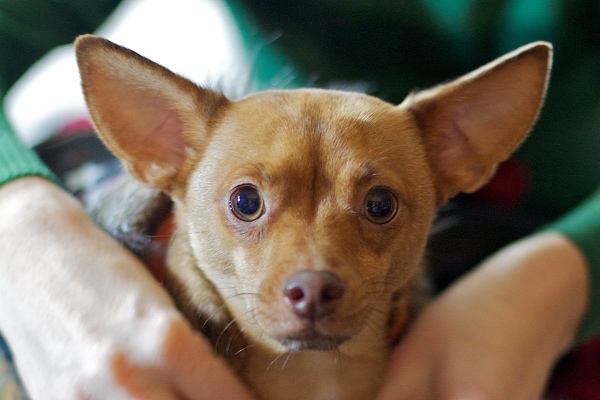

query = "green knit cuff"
[[546, 188, 600, 343], [0, 110, 57, 186]]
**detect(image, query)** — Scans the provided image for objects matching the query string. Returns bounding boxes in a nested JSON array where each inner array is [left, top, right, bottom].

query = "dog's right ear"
[[403, 42, 552, 204], [75, 35, 229, 194]]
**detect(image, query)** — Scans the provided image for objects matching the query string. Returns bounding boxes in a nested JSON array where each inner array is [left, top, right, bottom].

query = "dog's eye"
[[230, 185, 264, 221], [363, 187, 398, 224]]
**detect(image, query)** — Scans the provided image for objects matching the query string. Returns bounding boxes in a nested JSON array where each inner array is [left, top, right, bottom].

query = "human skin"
[[377, 231, 589, 400], [0, 177, 255, 400], [0, 177, 588, 399]]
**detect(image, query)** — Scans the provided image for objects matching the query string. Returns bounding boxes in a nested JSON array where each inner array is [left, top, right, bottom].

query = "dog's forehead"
[[203, 88, 432, 203], [212, 89, 419, 173], [239, 88, 391, 124], [218, 89, 415, 152]]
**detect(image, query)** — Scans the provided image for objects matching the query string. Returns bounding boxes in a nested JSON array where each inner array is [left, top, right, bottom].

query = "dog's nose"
[[282, 270, 345, 320]]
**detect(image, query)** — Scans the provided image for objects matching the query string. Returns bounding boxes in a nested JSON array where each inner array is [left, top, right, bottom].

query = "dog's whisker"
[[225, 324, 246, 360], [230, 326, 246, 351], [215, 317, 239, 353], [281, 350, 294, 371], [266, 352, 287, 372], [200, 301, 231, 331], [221, 290, 258, 304], [336, 348, 344, 373], [364, 289, 397, 297], [364, 305, 388, 318], [367, 308, 389, 326], [234, 341, 259, 356], [364, 281, 399, 290], [354, 320, 380, 338], [242, 305, 260, 326], [356, 308, 388, 336]]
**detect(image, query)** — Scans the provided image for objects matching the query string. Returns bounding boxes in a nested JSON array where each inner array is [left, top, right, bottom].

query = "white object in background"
[[5, 0, 251, 147]]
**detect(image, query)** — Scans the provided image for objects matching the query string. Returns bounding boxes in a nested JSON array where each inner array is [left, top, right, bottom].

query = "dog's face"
[[184, 89, 437, 351], [75, 36, 551, 355]]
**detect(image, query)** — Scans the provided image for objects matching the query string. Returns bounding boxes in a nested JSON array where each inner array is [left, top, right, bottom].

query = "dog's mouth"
[[275, 330, 350, 351]]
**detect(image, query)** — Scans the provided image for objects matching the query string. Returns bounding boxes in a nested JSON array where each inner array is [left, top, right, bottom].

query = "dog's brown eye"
[[363, 187, 398, 224], [230, 185, 264, 221]]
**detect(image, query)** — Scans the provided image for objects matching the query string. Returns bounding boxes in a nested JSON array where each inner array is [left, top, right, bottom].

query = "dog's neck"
[[241, 326, 389, 400]]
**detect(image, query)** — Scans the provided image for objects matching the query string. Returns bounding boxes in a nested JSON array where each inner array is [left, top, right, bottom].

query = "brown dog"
[[75, 35, 551, 399]]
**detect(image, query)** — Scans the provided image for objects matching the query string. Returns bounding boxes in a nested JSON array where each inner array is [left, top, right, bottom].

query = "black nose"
[[282, 270, 345, 320]]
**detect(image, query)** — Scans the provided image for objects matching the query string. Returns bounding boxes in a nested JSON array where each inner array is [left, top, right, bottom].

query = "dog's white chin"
[[276, 332, 350, 351]]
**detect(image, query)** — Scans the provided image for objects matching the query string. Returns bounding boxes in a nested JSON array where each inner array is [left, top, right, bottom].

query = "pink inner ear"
[[92, 76, 194, 187], [125, 101, 193, 188], [76, 36, 218, 191], [406, 42, 550, 202], [132, 105, 188, 167]]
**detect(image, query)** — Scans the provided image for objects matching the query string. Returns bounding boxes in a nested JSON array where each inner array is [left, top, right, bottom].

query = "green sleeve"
[[0, 106, 56, 184], [547, 188, 600, 342]]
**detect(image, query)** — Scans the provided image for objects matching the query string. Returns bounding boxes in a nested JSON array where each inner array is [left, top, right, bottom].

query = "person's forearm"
[[547, 187, 600, 342], [0, 177, 255, 399], [473, 232, 589, 355], [0, 177, 176, 396], [378, 231, 589, 400]]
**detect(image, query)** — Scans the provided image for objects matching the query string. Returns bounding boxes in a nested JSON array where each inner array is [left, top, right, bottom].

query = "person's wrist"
[[534, 232, 589, 353], [0, 176, 75, 211], [475, 232, 589, 356]]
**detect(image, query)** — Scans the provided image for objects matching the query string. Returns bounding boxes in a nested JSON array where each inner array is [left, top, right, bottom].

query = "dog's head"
[[76, 35, 551, 354]]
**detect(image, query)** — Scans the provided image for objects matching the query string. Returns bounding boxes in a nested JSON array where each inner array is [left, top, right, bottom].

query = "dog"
[[75, 35, 551, 399]]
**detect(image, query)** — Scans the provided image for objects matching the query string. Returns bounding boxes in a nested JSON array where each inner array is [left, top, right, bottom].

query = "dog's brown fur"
[[76, 35, 551, 400]]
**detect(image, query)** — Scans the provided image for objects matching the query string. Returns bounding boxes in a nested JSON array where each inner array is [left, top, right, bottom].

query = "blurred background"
[[2, 0, 600, 398]]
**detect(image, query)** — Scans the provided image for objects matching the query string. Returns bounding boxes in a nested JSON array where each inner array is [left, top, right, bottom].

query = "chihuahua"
[[76, 35, 551, 399]]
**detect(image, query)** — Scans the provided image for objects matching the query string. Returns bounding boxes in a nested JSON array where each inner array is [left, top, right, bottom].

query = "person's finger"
[[377, 337, 433, 400], [162, 319, 256, 400], [111, 353, 180, 400]]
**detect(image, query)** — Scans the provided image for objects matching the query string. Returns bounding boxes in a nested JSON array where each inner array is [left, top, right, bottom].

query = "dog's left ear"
[[404, 42, 552, 204], [75, 35, 229, 194]]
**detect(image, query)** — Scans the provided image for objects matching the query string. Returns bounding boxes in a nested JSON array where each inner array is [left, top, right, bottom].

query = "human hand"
[[0, 177, 255, 400], [377, 232, 589, 400]]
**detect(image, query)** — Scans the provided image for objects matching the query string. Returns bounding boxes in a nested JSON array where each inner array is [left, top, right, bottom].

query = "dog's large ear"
[[403, 42, 552, 204], [75, 35, 229, 194]]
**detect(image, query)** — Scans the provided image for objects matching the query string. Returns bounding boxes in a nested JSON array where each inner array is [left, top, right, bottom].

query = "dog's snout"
[[283, 271, 345, 320]]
